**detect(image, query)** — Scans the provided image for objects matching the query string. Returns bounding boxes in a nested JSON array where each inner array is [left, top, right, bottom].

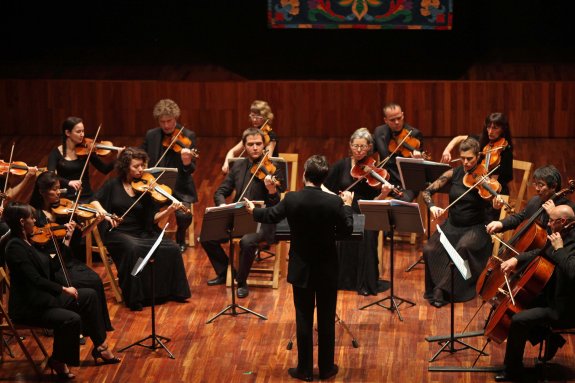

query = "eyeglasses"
[[350, 144, 369, 150]]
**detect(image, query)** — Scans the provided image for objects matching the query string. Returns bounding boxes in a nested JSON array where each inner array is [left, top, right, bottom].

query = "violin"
[[476, 179, 575, 301], [463, 163, 513, 210], [481, 137, 509, 171], [259, 120, 272, 147], [75, 138, 124, 157], [249, 156, 281, 186], [131, 172, 191, 214], [387, 128, 430, 160], [0, 160, 46, 176], [30, 222, 68, 245], [50, 198, 122, 223], [161, 128, 199, 157], [349, 155, 403, 197]]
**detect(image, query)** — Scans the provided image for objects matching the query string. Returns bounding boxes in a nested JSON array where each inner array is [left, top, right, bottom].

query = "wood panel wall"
[[1, 79, 574, 138]]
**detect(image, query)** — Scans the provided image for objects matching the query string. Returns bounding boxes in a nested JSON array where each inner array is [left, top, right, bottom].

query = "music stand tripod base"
[[118, 334, 174, 359]]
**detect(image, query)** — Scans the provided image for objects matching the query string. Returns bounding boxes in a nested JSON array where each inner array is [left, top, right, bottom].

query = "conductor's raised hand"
[[340, 191, 354, 206]]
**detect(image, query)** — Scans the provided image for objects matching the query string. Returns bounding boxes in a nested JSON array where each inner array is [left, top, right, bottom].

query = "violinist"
[[221, 100, 278, 174], [141, 99, 197, 252], [493, 204, 575, 382], [2, 202, 119, 378], [48, 116, 119, 202], [441, 113, 514, 196], [90, 148, 191, 311], [422, 138, 495, 307], [373, 102, 424, 202], [323, 128, 394, 296], [201, 127, 285, 299], [29, 171, 114, 334]]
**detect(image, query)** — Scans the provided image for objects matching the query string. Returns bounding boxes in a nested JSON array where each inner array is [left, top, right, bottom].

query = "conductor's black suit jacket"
[[253, 186, 354, 289]]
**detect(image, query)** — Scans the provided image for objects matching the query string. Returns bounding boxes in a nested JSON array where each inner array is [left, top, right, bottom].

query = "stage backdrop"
[[268, 0, 452, 30]]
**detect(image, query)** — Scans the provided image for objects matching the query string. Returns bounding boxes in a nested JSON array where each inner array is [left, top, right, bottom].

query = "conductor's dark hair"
[[303, 155, 329, 186]]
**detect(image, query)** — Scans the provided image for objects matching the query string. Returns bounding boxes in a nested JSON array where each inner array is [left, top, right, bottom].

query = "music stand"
[[397, 157, 451, 272], [201, 202, 268, 323], [118, 224, 175, 358], [358, 200, 423, 321]]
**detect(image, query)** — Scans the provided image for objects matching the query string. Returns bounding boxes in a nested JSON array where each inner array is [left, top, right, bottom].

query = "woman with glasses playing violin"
[[48, 116, 121, 202], [141, 99, 197, 252], [221, 100, 279, 174], [90, 148, 191, 311], [373, 102, 425, 203], [323, 128, 394, 296], [29, 171, 113, 332]]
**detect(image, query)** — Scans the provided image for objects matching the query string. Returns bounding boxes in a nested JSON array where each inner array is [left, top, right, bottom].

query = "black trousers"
[[292, 284, 337, 376], [175, 206, 193, 246], [18, 288, 106, 366], [201, 231, 266, 283]]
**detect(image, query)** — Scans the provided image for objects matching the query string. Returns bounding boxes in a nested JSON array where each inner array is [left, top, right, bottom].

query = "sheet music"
[[436, 225, 471, 280], [205, 200, 264, 213], [132, 223, 169, 276]]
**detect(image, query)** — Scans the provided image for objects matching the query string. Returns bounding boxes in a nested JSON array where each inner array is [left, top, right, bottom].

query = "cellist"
[[493, 204, 575, 382]]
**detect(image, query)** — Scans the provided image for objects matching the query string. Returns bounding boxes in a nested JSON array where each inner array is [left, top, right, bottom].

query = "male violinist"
[[141, 99, 197, 252], [493, 204, 575, 381], [200, 127, 285, 298], [373, 102, 424, 202]]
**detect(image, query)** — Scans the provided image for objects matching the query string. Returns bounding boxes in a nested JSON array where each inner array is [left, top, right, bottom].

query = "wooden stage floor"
[[1, 136, 574, 382]]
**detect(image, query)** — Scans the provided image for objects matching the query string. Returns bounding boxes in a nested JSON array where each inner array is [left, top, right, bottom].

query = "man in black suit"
[[494, 204, 575, 382], [141, 99, 197, 252], [201, 127, 285, 298], [373, 102, 424, 202], [246, 155, 354, 381]]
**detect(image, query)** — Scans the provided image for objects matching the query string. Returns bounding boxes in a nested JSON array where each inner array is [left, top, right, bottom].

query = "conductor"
[[245, 155, 354, 381]]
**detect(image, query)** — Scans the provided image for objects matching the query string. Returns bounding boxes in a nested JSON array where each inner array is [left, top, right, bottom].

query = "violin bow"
[[379, 129, 413, 168], [67, 124, 102, 228], [489, 234, 519, 305], [1, 142, 15, 206], [48, 226, 74, 291], [154, 126, 185, 168], [237, 150, 272, 202], [432, 164, 500, 221], [110, 170, 166, 231]]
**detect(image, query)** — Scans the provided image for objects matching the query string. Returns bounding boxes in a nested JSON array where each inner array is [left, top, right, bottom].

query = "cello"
[[476, 179, 575, 301]]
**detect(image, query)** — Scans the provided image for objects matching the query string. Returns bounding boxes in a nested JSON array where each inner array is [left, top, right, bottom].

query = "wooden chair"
[[85, 226, 123, 303], [491, 195, 511, 257], [537, 327, 575, 380], [511, 159, 533, 211], [0, 267, 50, 378]]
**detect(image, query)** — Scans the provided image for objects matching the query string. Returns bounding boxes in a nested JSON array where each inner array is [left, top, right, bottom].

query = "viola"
[[161, 129, 199, 157], [249, 156, 281, 186], [131, 172, 191, 214], [481, 137, 509, 171], [0, 160, 46, 176], [75, 138, 124, 157], [387, 128, 430, 160], [30, 222, 68, 245], [349, 155, 403, 197], [476, 179, 575, 301]]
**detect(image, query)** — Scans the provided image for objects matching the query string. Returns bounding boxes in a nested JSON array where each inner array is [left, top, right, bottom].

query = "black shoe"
[[179, 244, 187, 253], [129, 302, 143, 311], [237, 282, 249, 298], [319, 364, 338, 380], [494, 370, 522, 382], [207, 274, 226, 286], [542, 333, 566, 362], [288, 367, 313, 382], [358, 288, 370, 296]]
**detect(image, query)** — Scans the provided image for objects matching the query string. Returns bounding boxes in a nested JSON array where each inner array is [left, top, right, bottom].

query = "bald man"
[[495, 205, 575, 381]]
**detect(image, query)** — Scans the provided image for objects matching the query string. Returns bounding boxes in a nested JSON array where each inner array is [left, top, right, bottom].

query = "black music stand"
[[118, 224, 175, 358], [396, 157, 451, 272], [276, 215, 365, 349], [201, 202, 268, 323], [358, 200, 423, 321]]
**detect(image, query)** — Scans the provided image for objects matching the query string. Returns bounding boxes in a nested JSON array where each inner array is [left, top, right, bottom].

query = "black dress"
[[48, 148, 114, 201], [324, 157, 383, 295], [422, 166, 493, 303], [93, 178, 191, 309], [33, 209, 113, 331]]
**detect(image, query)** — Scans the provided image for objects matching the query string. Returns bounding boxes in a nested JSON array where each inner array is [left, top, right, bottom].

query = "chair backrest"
[[492, 195, 510, 257], [278, 153, 299, 193], [511, 159, 533, 211], [0, 230, 11, 269]]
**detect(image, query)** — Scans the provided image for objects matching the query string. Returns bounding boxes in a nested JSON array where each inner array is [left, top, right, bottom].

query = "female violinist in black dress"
[[423, 137, 497, 307], [91, 148, 191, 311], [323, 128, 392, 296]]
